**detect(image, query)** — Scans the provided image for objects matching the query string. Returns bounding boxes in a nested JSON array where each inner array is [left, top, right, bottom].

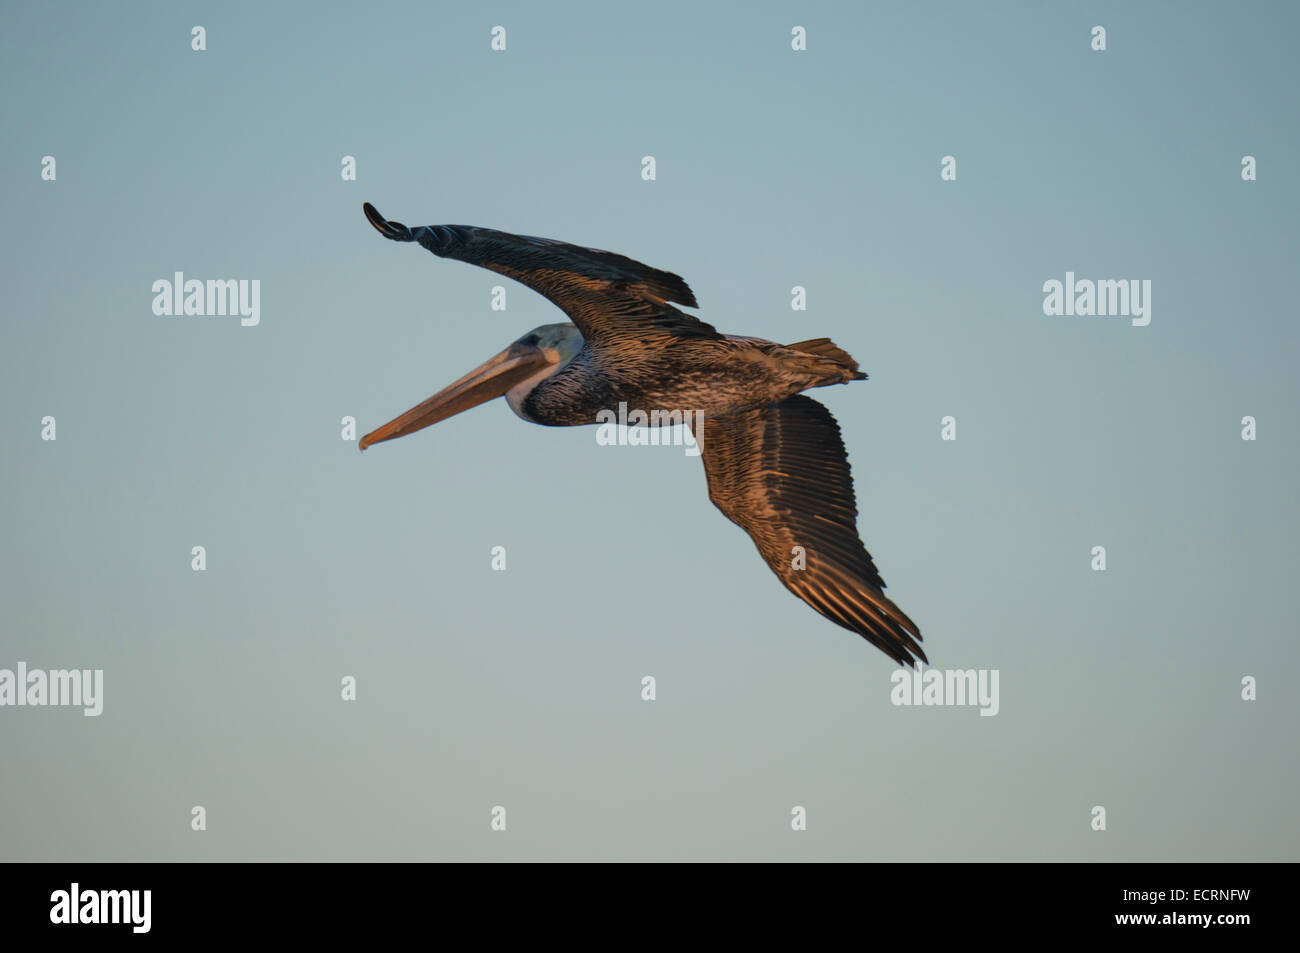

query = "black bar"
[[3, 862, 1278, 940]]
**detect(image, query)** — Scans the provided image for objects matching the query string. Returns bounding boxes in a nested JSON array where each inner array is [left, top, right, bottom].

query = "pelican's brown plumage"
[[360, 202, 926, 666]]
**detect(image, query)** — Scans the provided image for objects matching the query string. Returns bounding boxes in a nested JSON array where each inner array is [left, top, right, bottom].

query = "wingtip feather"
[[362, 202, 413, 241]]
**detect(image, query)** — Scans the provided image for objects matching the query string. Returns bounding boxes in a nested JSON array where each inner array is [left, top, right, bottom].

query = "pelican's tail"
[[785, 338, 868, 382]]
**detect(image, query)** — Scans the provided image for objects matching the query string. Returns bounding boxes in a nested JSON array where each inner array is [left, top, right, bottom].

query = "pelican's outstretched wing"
[[696, 395, 925, 666], [362, 203, 721, 346]]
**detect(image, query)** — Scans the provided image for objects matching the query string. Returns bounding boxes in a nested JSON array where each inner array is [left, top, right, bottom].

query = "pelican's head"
[[360, 323, 583, 450]]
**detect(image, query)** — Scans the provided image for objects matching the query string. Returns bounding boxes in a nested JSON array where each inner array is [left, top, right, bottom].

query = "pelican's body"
[[513, 332, 862, 427], [360, 203, 926, 666]]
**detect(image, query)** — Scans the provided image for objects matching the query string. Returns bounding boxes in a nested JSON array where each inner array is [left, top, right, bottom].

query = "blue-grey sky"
[[1, 0, 1296, 860]]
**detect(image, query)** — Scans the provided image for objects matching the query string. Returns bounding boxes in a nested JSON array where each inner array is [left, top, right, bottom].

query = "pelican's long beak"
[[360, 341, 550, 450]]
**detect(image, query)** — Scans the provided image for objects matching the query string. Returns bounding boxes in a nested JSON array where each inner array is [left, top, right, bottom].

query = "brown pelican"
[[360, 203, 925, 666]]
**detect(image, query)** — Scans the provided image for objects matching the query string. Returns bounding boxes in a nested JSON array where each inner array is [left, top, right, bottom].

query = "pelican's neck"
[[505, 352, 578, 422]]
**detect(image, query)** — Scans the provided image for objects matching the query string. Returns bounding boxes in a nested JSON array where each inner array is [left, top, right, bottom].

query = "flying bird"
[[360, 202, 925, 666]]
